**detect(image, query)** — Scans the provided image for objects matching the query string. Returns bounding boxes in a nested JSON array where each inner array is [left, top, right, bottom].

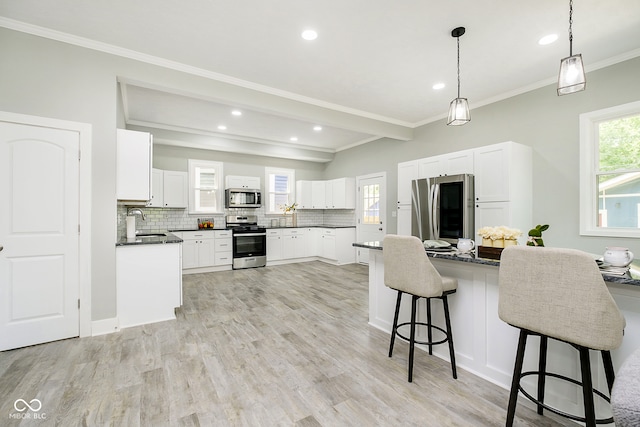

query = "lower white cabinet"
[[317, 228, 355, 265], [282, 228, 307, 259], [116, 243, 182, 328], [214, 230, 232, 265], [266, 227, 355, 265], [267, 229, 283, 261], [181, 231, 216, 269]]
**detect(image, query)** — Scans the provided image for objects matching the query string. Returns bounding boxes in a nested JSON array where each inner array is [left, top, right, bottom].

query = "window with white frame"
[[188, 159, 224, 214], [265, 167, 295, 214], [579, 100, 640, 237]]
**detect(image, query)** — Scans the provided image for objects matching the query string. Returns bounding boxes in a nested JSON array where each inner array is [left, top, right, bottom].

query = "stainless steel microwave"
[[225, 188, 262, 208]]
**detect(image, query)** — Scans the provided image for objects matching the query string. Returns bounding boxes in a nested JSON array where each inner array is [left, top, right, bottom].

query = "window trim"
[[188, 159, 224, 215], [264, 167, 295, 215], [579, 100, 640, 237]]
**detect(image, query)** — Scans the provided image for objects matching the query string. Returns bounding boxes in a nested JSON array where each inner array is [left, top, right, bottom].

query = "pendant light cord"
[[456, 36, 461, 98], [568, 0, 574, 56]]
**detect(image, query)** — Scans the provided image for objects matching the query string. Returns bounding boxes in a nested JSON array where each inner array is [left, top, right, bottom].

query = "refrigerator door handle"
[[432, 183, 440, 239]]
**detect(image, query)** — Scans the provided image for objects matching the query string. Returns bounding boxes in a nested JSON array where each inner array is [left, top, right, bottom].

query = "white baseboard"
[[91, 317, 120, 336]]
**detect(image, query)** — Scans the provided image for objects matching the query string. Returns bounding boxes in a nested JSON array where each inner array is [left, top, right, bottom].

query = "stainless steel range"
[[226, 215, 267, 269]]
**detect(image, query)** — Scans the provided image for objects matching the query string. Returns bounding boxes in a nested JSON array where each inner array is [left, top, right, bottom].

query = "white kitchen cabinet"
[[397, 160, 418, 205], [163, 170, 188, 208], [318, 228, 355, 265], [474, 141, 532, 244], [417, 156, 444, 179], [397, 204, 412, 236], [326, 178, 356, 209], [225, 175, 260, 189], [296, 178, 355, 209], [311, 181, 326, 209], [417, 150, 474, 179], [474, 141, 531, 203], [148, 168, 164, 207], [213, 230, 232, 265], [282, 228, 306, 259], [295, 180, 313, 209], [148, 169, 188, 208], [116, 129, 152, 201], [266, 229, 283, 261], [116, 242, 182, 328], [181, 231, 216, 269]]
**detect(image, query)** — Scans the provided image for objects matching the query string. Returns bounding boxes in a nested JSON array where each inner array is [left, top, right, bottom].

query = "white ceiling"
[[2, 0, 640, 161]]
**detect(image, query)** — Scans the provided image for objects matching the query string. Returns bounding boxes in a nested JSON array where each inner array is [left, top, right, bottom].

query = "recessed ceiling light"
[[538, 34, 558, 45], [301, 29, 318, 41], [231, 110, 242, 116], [217, 125, 227, 130], [290, 137, 298, 142], [313, 125, 322, 131], [432, 83, 446, 90]]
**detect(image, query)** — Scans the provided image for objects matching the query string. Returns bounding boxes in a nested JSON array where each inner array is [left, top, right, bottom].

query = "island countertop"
[[353, 241, 640, 287]]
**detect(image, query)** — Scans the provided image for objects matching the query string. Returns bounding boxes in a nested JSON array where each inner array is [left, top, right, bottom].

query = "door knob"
[[0, 245, 3, 252], [378, 228, 383, 231]]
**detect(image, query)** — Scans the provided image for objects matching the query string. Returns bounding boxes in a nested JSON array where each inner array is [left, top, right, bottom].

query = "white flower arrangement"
[[477, 226, 522, 241]]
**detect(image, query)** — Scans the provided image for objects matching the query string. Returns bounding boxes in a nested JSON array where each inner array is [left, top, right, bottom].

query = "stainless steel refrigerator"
[[411, 174, 475, 245]]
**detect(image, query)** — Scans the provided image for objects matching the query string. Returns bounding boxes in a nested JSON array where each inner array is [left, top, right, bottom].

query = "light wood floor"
[[0, 261, 576, 426]]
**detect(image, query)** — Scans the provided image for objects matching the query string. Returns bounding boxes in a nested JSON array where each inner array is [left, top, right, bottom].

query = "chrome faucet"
[[127, 207, 146, 221]]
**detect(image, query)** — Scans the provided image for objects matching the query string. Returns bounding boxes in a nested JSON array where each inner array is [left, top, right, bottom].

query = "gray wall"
[[325, 56, 640, 257], [1, 24, 639, 322]]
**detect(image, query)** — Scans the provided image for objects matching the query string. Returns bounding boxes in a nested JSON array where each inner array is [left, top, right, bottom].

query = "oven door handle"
[[234, 232, 266, 237]]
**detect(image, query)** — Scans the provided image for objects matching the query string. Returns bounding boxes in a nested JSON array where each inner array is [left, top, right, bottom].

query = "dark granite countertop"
[[116, 232, 183, 246], [168, 228, 226, 232], [266, 225, 356, 229], [353, 241, 640, 287]]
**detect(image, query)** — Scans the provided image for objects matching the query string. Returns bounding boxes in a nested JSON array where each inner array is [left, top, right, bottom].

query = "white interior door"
[[356, 173, 386, 264], [0, 121, 80, 351]]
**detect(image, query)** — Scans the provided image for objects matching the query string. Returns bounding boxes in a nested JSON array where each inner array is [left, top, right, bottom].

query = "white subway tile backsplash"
[[117, 206, 356, 236]]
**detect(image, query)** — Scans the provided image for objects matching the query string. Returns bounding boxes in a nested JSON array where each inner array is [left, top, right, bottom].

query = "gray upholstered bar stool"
[[498, 246, 626, 427], [383, 234, 458, 382]]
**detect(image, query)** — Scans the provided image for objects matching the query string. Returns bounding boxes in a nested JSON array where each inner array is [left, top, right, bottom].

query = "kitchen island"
[[354, 241, 640, 419]]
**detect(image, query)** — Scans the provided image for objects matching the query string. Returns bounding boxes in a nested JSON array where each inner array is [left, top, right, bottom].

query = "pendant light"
[[557, 0, 586, 95], [447, 27, 470, 126]]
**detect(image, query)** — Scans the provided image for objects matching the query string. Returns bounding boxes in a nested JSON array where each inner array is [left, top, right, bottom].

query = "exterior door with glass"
[[356, 173, 386, 264]]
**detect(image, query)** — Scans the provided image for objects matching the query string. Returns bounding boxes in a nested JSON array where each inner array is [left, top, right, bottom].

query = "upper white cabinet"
[[311, 180, 326, 209], [326, 178, 355, 209], [295, 180, 312, 209], [225, 175, 260, 189], [296, 178, 355, 209], [473, 142, 531, 203], [397, 160, 418, 205], [417, 149, 474, 179], [116, 129, 152, 201], [148, 168, 188, 208]]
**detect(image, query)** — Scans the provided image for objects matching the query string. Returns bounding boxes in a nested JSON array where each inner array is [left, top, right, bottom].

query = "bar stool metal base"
[[388, 289, 457, 382], [506, 328, 615, 427]]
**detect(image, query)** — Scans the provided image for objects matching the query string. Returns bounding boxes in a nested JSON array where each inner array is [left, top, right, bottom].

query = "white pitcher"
[[457, 238, 475, 253], [603, 247, 634, 267]]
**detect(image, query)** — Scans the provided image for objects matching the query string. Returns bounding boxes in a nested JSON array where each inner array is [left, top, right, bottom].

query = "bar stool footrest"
[[518, 370, 614, 424], [395, 321, 449, 346]]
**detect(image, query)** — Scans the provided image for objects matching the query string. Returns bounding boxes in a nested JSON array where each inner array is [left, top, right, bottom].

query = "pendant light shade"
[[557, 0, 586, 95], [447, 98, 470, 126], [447, 27, 470, 126]]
